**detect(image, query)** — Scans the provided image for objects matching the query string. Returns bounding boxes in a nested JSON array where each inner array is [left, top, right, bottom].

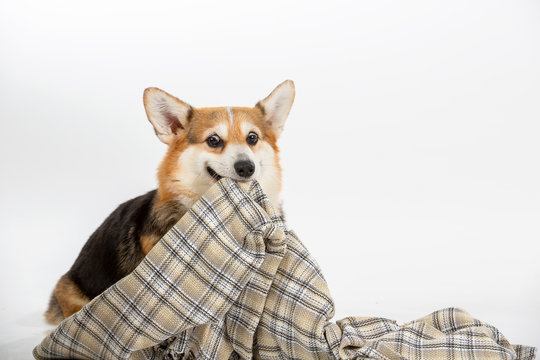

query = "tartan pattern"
[[34, 179, 536, 360]]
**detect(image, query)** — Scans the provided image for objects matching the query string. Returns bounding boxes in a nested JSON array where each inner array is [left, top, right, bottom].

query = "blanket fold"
[[34, 179, 536, 360]]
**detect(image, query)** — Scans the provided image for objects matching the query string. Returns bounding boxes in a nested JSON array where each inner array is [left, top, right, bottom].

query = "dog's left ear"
[[256, 80, 295, 137], [143, 87, 192, 145]]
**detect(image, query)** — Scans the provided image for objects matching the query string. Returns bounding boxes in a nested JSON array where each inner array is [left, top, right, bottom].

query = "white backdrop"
[[1, 0, 539, 357]]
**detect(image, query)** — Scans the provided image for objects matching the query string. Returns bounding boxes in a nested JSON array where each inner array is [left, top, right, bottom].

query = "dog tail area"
[[44, 291, 64, 325]]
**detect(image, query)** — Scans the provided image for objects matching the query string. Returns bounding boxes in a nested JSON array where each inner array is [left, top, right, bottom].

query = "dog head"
[[143, 80, 295, 211]]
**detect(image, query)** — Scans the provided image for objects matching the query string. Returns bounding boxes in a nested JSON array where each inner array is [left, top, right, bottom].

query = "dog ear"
[[256, 80, 295, 137], [143, 87, 192, 144]]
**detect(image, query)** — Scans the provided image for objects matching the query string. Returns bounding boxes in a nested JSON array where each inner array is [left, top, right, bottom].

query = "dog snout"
[[234, 160, 255, 178]]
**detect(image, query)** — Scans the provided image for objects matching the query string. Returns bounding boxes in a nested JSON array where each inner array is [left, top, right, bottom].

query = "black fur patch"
[[67, 190, 186, 299]]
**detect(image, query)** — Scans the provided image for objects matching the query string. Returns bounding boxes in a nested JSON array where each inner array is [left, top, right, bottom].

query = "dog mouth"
[[206, 166, 223, 181]]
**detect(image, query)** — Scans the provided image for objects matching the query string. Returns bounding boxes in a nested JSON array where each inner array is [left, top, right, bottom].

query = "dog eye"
[[246, 132, 258, 146], [206, 135, 222, 148]]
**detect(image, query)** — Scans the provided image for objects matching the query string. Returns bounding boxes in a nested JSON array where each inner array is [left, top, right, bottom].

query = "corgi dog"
[[45, 80, 295, 324]]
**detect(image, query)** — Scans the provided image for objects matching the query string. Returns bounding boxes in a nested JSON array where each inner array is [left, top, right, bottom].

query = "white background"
[[0, 0, 539, 358]]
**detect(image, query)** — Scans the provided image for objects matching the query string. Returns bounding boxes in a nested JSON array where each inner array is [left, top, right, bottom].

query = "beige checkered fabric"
[[34, 179, 536, 360]]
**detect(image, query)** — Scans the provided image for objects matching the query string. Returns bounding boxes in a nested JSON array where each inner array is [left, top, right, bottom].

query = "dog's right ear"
[[143, 87, 192, 145]]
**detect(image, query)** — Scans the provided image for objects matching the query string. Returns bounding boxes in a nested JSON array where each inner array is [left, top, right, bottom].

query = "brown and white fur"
[[45, 80, 295, 324]]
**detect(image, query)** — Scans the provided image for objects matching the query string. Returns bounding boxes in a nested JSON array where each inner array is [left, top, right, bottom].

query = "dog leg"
[[140, 234, 160, 255], [44, 291, 64, 325], [48, 274, 90, 322]]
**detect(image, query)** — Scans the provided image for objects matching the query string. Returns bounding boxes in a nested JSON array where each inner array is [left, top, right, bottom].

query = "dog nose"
[[234, 160, 255, 178]]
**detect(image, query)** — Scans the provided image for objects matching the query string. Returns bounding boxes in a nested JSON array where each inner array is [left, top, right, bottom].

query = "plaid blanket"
[[34, 179, 536, 360]]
